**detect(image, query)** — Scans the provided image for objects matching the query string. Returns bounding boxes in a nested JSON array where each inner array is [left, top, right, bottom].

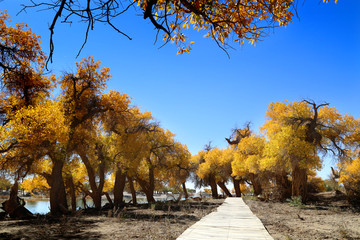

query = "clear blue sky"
[[2, 1, 360, 179]]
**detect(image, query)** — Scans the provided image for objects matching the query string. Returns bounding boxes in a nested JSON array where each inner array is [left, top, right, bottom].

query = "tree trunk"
[[91, 191, 102, 210], [134, 158, 156, 203], [128, 176, 137, 205], [113, 169, 126, 208], [249, 173, 262, 196], [275, 173, 292, 201], [103, 192, 113, 206], [143, 188, 156, 203], [232, 177, 242, 197], [5, 180, 20, 215], [148, 166, 155, 202], [82, 193, 89, 209], [78, 149, 105, 210], [1, 180, 33, 219], [50, 160, 68, 215], [142, 165, 156, 203], [182, 182, 189, 199], [217, 181, 232, 197], [136, 177, 155, 203], [292, 165, 308, 202], [66, 175, 77, 213], [209, 176, 218, 198]]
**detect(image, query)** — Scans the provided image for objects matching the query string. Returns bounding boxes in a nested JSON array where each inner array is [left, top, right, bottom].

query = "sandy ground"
[[245, 192, 360, 240], [0, 199, 224, 240]]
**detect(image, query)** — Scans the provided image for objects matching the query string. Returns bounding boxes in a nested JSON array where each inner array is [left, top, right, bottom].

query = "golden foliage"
[[0, 11, 46, 68], [339, 158, 360, 198], [145, 0, 297, 53], [22, 175, 50, 193], [197, 147, 233, 183], [59, 56, 110, 127], [261, 101, 325, 171], [9, 100, 68, 146], [232, 133, 265, 177]]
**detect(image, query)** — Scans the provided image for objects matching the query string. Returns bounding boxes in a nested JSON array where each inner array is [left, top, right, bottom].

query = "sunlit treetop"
[[262, 100, 352, 157], [59, 56, 110, 128], [261, 100, 312, 138], [232, 133, 265, 176], [260, 100, 358, 176], [59, 56, 109, 97], [162, 141, 191, 186], [22, 0, 338, 64], [196, 147, 233, 183], [0, 11, 55, 111], [0, 11, 46, 70], [100, 90, 133, 132]]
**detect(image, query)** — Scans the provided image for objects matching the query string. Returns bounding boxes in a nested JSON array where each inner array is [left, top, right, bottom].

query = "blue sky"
[[2, 1, 360, 179]]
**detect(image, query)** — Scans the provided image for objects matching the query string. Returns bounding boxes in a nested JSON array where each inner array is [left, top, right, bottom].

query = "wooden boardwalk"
[[177, 198, 273, 240]]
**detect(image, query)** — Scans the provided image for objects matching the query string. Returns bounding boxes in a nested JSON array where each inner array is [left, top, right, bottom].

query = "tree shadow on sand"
[[0, 216, 101, 240]]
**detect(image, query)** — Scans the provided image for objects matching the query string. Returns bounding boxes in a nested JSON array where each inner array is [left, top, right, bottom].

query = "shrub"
[[287, 196, 305, 208]]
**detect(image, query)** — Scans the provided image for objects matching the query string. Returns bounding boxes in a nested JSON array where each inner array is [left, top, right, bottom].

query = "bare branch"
[[46, 0, 67, 69], [226, 122, 251, 146]]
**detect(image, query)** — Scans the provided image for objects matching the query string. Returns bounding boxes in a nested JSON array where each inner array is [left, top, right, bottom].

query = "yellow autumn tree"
[[335, 115, 360, 205], [192, 147, 218, 198], [4, 99, 69, 214], [0, 11, 46, 73], [162, 141, 192, 199], [22, 175, 50, 194], [33, 56, 111, 215], [101, 90, 135, 207], [133, 127, 178, 203], [196, 147, 234, 197], [0, 11, 55, 186], [104, 103, 154, 207], [307, 169, 326, 193], [74, 131, 109, 209], [339, 158, 360, 205], [261, 100, 350, 202], [2, 100, 68, 181], [62, 157, 88, 211], [261, 133, 293, 200], [232, 133, 267, 196]]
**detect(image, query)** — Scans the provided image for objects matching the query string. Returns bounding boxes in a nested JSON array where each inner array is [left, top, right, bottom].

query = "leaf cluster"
[[20, 0, 341, 62]]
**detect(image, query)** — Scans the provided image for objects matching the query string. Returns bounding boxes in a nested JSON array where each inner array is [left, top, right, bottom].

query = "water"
[[25, 200, 51, 214], [17, 194, 179, 214], [24, 199, 97, 214]]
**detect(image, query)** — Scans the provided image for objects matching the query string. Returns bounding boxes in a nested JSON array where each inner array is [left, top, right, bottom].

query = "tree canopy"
[[21, 0, 338, 65]]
